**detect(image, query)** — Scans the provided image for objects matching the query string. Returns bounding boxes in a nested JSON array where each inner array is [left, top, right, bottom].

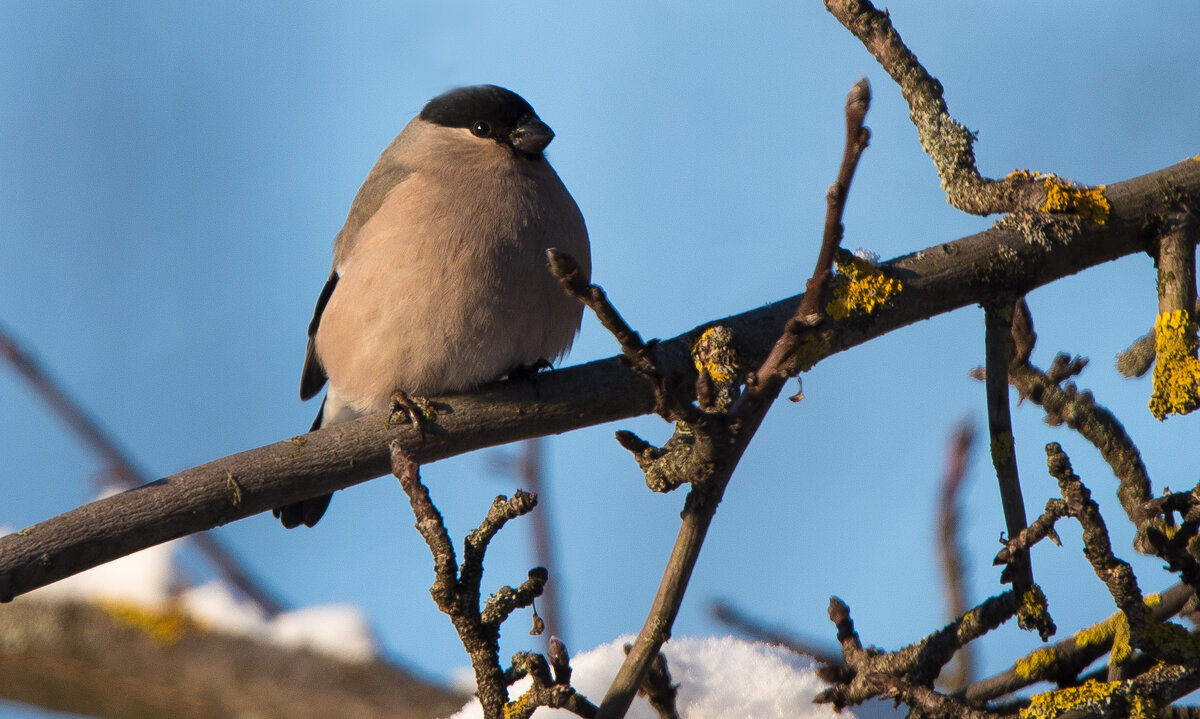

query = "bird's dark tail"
[[272, 398, 334, 528]]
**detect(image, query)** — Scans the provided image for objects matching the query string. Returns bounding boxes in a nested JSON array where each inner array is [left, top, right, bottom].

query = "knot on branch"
[[615, 426, 709, 494]]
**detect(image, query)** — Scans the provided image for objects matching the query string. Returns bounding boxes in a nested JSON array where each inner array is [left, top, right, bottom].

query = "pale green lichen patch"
[[989, 431, 1015, 465], [1109, 609, 1132, 665], [794, 334, 831, 373], [1136, 605, 1200, 658], [826, 255, 903, 320], [1071, 593, 1162, 665], [1149, 309, 1200, 419]]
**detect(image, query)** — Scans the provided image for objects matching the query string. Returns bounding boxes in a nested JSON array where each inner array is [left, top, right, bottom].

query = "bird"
[[274, 84, 590, 528]]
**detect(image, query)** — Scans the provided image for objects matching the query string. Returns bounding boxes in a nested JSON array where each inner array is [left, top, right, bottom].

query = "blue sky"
[[2, 2, 1198, 714]]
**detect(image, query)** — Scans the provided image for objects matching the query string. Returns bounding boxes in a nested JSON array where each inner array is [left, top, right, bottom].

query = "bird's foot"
[[389, 390, 434, 442]]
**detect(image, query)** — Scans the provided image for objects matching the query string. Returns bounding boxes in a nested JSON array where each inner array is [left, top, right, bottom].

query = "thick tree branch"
[[0, 158, 1197, 603]]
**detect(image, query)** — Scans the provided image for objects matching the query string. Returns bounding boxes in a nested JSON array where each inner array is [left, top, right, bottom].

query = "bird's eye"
[[471, 121, 492, 138]]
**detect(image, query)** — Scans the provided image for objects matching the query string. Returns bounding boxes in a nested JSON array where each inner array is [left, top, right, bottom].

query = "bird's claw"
[[389, 390, 434, 442]]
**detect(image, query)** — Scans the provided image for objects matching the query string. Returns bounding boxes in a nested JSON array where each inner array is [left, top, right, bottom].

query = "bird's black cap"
[[420, 85, 536, 129], [420, 85, 553, 155]]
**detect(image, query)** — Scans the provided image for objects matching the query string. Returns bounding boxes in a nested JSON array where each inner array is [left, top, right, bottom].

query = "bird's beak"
[[510, 116, 555, 155]]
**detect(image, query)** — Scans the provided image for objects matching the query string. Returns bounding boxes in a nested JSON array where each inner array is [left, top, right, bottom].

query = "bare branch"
[[1007, 337, 1157, 552], [816, 591, 1020, 711]]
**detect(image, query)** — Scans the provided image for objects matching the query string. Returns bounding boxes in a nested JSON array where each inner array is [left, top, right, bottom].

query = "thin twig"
[[993, 499, 1067, 566], [548, 249, 696, 423], [984, 302, 1035, 597], [1117, 299, 1200, 378], [514, 439, 565, 647]]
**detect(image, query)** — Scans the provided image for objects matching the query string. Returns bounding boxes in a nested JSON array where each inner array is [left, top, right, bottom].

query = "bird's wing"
[[331, 154, 418, 267], [302, 140, 418, 401], [300, 270, 338, 401]]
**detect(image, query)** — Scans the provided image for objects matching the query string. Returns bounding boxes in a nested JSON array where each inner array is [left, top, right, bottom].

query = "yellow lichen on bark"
[[504, 690, 536, 719], [1020, 679, 1121, 719], [691, 326, 738, 383], [826, 255, 902, 320], [1149, 309, 1200, 419], [1014, 647, 1057, 679], [1017, 584, 1051, 633], [1005, 170, 1110, 224], [1041, 177, 1110, 224]]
